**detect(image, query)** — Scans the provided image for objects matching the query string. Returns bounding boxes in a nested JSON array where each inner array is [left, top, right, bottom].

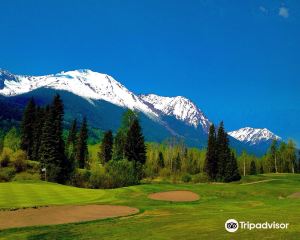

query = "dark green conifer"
[[99, 130, 113, 164], [39, 95, 71, 183], [216, 121, 231, 181], [204, 124, 217, 180], [20, 98, 36, 159], [173, 153, 181, 172], [32, 107, 45, 161], [157, 151, 165, 168], [250, 160, 257, 175], [224, 152, 241, 182], [124, 118, 146, 165], [66, 119, 78, 160], [76, 117, 88, 168]]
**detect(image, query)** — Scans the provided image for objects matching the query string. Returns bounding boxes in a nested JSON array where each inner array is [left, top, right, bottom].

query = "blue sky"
[[0, 0, 299, 144]]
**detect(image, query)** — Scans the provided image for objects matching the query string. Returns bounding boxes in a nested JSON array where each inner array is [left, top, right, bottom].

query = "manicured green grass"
[[0, 174, 300, 239]]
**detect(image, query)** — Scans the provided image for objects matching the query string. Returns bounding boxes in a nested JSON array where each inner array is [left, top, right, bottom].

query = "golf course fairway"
[[0, 174, 300, 239]]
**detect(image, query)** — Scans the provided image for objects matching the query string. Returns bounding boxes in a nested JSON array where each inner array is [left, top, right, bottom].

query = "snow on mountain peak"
[[139, 94, 211, 132], [228, 127, 281, 145], [0, 69, 158, 117]]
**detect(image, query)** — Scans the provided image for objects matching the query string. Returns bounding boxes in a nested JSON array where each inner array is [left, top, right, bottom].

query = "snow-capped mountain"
[[0, 69, 158, 118], [0, 69, 211, 133], [228, 127, 281, 145], [140, 94, 211, 132], [0, 68, 282, 154]]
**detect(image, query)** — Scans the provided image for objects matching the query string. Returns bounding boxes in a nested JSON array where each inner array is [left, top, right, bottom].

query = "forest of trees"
[[0, 96, 299, 187]]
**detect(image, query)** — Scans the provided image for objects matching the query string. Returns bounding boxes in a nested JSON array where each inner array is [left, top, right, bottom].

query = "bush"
[[0, 167, 16, 182], [70, 169, 91, 188], [0, 148, 13, 167], [26, 160, 40, 172], [12, 150, 27, 173], [104, 160, 139, 188], [181, 173, 192, 183], [159, 168, 172, 178], [0, 154, 10, 168], [89, 166, 106, 189], [13, 172, 40, 181], [192, 172, 209, 183]]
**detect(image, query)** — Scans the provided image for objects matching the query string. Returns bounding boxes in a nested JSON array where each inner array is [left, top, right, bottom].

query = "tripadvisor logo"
[[225, 219, 239, 233], [225, 219, 289, 233]]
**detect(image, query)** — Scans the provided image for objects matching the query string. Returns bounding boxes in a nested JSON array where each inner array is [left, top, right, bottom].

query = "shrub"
[[13, 172, 40, 181], [0, 154, 10, 168], [89, 166, 107, 189], [0, 167, 16, 182], [70, 169, 91, 188], [104, 160, 139, 188], [181, 173, 192, 183], [192, 172, 209, 183], [159, 168, 172, 178], [12, 150, 27, 173], [0, 148, 13, 167], [26, 160, 40, 173]]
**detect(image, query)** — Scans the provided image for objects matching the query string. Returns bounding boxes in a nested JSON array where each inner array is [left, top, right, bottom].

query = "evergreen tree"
[[20, 98, 36, 159], [40, 105, 58, 181], [223, 152, 241, 182], [99, 130, 113, 164], [112, 130, 126, 160], [260, 163, 264, 174], [40, 95, 71, 183], [250, 160, 257, 175], [268, 140, 278, 173], [157, 151, 165, 168], [66, 119, 78, 160], [173, 153, 181, 172], [124, 118, 146, 165], [32, 107, 45, 161], [112, 110, 137, 161], [216, 121, 231, 181], [204, 124, 217, 180], [76, 117, 88, 168]]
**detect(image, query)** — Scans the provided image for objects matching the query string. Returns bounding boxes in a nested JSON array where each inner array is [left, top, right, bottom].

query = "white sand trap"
[[148, 190, 199, 202], [0, 205, 139, 230]]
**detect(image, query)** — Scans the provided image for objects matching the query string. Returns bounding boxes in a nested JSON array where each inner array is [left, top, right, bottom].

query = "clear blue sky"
[[0, 0, 299, 145]]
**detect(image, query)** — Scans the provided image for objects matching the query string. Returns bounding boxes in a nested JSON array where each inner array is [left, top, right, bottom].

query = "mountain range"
[[0, 69, 281, 155]]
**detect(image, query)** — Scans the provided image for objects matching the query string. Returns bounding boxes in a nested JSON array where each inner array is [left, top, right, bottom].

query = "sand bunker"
[[0, 205, 139, 229], [287, 192, 300, 199], [148, 190, 199, 202]]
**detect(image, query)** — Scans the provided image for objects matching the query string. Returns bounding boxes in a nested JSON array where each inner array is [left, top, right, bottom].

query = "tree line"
[[20, 95, 88, 183], [1, 96, 299, 186]]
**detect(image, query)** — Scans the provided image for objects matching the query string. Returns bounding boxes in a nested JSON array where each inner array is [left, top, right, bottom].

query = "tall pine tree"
[[76, 117, 88, 168], [20, 98, 36, 159], [99, 130, 113, 164], [66, 119, 78, 160], [223, 152, 241, 182], [216, 121, 231, 181], [157, 151, 165, 168], [124, 118, 146, 165], [204, 124, 218, 180], [250, 160, 257, 175], [32, 107, 46, 161], [40, 95, 71, 183], [112, 110, 137, 161]]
